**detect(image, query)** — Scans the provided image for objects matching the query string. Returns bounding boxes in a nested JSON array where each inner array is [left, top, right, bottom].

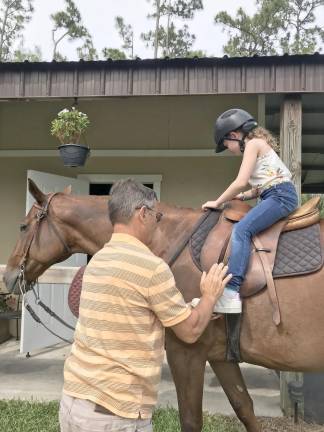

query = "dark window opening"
[[89, 183, 154, 196]]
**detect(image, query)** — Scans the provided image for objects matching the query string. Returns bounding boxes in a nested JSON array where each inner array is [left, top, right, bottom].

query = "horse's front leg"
[[165, 329, 207, 432], [208, 360, 261, 432]]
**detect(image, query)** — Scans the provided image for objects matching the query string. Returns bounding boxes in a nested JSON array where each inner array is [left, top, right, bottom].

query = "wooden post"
[[280, 95, 302, 203], [257, 94, 266, 127], [279, 95, 303, 417]]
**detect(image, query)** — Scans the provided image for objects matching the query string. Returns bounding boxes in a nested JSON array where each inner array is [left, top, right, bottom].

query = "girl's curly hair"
[[246, 126, 279, 152]]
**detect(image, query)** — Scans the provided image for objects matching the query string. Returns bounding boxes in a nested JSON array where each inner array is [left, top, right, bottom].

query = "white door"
[[20, 170, 89, 354]]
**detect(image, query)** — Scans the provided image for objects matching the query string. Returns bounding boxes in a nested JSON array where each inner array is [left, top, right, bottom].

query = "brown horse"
[[4, 179, 324, 432]]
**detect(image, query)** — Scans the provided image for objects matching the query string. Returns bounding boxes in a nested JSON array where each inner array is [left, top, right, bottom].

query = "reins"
[[167, 209, 221, 267], [18, 193, 75, 344]]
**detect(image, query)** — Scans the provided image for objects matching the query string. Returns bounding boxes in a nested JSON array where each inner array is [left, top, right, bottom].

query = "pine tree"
[[142, 0, 203, 58], [102, 16, 134, 60], [13, 39, 42, 61], [0, 0, 34, 61], [215, 0, 324, 56], [51, 0, 97, 61], [102, 47, 127, 60]]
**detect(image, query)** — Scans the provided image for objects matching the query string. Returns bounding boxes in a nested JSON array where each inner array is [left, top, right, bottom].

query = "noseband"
[[18, 193, 75, 344]]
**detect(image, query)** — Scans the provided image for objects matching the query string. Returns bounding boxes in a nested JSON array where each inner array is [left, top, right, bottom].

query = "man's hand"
[[171, 263, 232, 344], [200, 263, 232, 303]]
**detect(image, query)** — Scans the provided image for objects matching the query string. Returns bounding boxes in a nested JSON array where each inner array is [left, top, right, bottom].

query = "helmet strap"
[[239, 134, 248, 153], [224, 137, 246, 153]]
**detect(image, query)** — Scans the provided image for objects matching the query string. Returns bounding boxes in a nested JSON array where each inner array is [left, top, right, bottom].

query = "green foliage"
[[142, 22, 197, 57], [0, 295, 9, 313], [116, 16, 134, 58], [280, 0, 324, 54], [77, 37, 98, 61], [0, 0, 34, 61], [142, 0, 203, 58], [102, 47, 127, 60], [50, 107, 90, 145], [148, 0, 203, 20], [215, 0, 324, 57], [51, 0, 94, 61], [13, 40, 42, 62], [102, 16, 134, 60], [186, 49, 206, 58]]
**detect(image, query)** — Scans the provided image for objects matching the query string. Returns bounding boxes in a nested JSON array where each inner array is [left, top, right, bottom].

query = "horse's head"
[[3, 179, 73, 294]]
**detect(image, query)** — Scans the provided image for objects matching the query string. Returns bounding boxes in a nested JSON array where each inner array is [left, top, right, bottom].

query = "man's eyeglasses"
[[136, 206, 163, 223]]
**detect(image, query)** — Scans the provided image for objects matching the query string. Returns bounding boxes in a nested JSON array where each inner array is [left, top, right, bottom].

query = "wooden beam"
[[279, 95, 303, 418], [302, 148, 324, 154], [302, 183, 324, 193], [267, 107, 324, 115], [280, 95, 302, 202], [302, 164, 324, 171], [273, 128, 324, 135], [258, 94, 266, 127]]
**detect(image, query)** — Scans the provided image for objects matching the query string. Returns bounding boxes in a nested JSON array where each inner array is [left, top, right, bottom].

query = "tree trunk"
[[154, 0, 161, 58], [166, 0, 171, 56], [0, 5, 10, 61]]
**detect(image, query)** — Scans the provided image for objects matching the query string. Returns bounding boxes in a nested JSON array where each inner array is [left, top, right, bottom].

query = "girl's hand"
[[233, 193, 243, 200], [202, 200, 219, 210]]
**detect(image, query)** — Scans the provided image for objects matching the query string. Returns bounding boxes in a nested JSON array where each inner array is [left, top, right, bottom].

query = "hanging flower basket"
[[51, 107, 91, 167], [58, 143, 90, 167]]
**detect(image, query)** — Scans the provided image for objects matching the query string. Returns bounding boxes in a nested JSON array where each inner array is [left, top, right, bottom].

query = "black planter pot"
[[58, 144, 90, 167]]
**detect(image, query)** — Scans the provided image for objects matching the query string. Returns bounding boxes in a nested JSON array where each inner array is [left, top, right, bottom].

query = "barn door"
[[20, 170, 89, 354]]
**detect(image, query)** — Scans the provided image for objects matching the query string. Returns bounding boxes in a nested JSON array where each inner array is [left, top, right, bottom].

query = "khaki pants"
[[59, 393, 153, 432]]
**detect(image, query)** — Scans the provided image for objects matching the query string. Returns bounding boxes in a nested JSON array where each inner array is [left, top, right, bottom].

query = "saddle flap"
[[240, 219, 287, 298], [223, 201, 251, 223]]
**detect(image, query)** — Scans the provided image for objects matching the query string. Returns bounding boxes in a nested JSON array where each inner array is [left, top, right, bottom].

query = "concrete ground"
[[0, 338, 282, 417]]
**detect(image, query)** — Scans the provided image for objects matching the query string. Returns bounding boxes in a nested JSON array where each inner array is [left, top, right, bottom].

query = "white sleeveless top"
[[249, 149, 292, 192]]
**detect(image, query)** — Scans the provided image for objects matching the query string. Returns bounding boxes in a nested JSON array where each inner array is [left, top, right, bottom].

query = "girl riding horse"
[[202, 108, 298, 314]]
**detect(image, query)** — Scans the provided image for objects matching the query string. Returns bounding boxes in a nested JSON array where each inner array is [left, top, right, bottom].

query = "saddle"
[[191, 196, 323, 326]]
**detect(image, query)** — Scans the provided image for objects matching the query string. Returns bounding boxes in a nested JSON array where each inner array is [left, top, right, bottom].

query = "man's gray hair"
[[108, 178, 157, 225]]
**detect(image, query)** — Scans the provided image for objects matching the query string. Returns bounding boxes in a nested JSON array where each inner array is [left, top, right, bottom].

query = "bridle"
[[19, 193, 71, 271], [18, 193, 75, 344]]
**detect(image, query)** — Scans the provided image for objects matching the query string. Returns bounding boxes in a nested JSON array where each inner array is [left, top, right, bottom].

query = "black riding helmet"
[[214, 108, 258, 153]]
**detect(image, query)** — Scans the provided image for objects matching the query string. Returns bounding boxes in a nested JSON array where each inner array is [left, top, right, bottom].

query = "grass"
[[0, 400, 323, 432], [0, 400, 60, 432], [0, 400, 244, 432]]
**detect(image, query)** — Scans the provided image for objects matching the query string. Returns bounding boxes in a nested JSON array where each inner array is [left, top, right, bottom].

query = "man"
[[59, 179, 231, 432]]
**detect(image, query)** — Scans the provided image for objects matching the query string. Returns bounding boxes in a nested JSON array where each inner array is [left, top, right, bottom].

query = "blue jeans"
[[227, 181, 298, 291]]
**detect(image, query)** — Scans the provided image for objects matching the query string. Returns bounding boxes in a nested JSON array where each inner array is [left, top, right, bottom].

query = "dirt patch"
[[259, 417, 324, 431]]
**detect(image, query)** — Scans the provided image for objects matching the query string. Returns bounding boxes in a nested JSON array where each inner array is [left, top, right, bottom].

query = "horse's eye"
[[20, 223, 27, 232]]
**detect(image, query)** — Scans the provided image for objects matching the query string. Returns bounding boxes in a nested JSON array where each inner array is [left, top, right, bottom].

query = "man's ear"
[[137, 206, 147, 222]]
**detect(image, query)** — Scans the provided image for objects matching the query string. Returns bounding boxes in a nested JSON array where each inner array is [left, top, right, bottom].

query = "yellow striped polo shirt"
[[63, 233, 191, 419]]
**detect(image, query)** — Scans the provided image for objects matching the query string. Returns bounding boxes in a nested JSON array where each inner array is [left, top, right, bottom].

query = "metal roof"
[[0, 54, 324, 98]]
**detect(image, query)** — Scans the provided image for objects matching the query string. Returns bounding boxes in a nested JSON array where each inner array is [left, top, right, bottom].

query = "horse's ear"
[[28, 179, 46, 205], [63, 185, 72, 195]]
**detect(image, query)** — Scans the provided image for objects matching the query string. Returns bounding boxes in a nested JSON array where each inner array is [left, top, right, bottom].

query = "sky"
[[21, 0, 259, 61]]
